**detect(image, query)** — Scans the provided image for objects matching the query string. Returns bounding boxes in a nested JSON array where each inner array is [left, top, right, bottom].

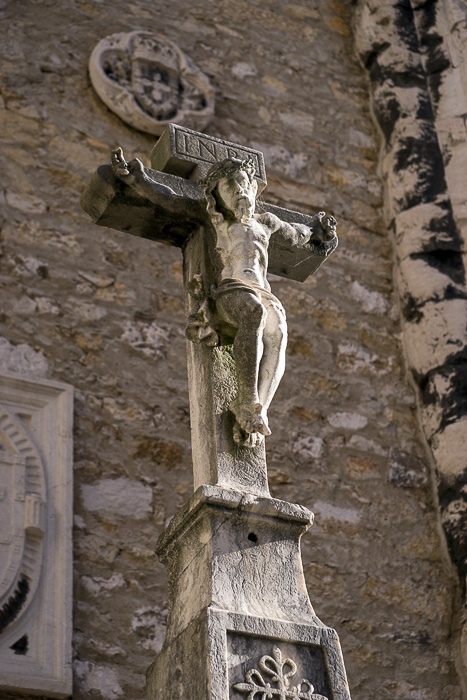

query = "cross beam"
[[81, 124, 336, 282]]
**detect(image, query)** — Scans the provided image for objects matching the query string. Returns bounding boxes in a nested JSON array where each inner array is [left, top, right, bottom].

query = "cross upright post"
[[81, 124, 350, 700]]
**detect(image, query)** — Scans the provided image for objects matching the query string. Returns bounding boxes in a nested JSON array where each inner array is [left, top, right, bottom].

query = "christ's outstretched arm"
[[111, 148, 203, 216], [258, 210, 337, 250]]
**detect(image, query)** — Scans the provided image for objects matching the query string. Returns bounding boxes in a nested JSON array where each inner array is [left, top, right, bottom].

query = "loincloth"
[[211, 277, 286, 317]]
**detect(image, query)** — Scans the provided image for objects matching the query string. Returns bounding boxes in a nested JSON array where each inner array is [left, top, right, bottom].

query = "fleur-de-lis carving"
[[233, 645, 329, 700]]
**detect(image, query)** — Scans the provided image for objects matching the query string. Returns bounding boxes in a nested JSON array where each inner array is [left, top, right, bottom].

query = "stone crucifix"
[[81, 124, 337, 497]]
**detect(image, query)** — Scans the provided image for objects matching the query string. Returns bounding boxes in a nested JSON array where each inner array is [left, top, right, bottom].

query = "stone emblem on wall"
[[0, 372, 73, 698], [89, 31, 215, 136], [0, 405, 46, 637]]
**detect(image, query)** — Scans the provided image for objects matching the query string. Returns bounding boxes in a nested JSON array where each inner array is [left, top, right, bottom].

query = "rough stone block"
[[430, 418, 467, 479], [402, 299, 467, 375]]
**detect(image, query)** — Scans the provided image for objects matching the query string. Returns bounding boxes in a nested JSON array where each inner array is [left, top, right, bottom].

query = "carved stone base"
[[146, 609, 350, 700], [145, 486, 351, 700]]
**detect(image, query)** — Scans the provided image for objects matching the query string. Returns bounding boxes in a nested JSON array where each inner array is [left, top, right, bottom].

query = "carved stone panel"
[[89, 31, 215, 135], [0, 371, 73, 698], [229, 637, 331, 700], [151, 123, 267, 186]]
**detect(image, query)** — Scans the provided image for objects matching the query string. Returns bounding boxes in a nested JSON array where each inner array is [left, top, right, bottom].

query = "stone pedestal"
[[146, 486, 351, 700]]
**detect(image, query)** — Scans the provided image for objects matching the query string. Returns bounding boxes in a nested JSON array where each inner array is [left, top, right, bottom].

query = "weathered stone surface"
[[0, 372, 73, 697], [89, 32, 214, 136], [354, 0, 467, 687], [186, 337, 269, 496], [151, 123, 267, 186], [430, 419, 467, 477], [148, 609, 350, 700], [146, 486, 350, 700], [388, 449, 428, 488], [0, 337, 48, 377], [402, 299, 467, 376], [81, 477, 153, 519]]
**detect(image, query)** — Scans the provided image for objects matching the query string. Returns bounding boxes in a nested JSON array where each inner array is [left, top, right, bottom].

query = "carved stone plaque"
[[228, 635, 331, 700], [89, 31, 215, 135], [151, 123, 267, 186], [0, 371, 73, 698]]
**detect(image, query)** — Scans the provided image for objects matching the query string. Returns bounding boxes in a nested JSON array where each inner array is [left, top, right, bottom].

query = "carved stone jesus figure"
[[201, 158, 336, 446], [111, 149, 337, 447]]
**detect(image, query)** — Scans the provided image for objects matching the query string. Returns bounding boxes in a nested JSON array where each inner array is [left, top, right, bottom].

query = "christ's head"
[[201, 158, 258, 223]]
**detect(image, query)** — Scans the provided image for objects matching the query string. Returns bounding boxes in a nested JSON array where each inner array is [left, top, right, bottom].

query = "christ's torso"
[[215, 217, 271, 290]]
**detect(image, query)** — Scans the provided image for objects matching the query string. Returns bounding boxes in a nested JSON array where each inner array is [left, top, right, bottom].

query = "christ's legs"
[[258, 301, 287, 412], [215, 290, 270, 437]]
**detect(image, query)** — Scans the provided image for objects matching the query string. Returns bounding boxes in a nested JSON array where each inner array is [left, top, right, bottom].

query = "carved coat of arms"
[[0, 405, 45, 637]]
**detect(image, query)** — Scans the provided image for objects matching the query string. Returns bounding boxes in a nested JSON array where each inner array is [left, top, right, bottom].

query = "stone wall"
[[0, 0, 464, 698]]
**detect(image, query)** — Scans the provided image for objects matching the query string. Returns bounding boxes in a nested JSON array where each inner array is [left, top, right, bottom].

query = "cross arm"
[[110, 149, 204, 215], [81, 122, 338, 281], [80, 162, 206, 248], [81, 165, 337, 277], [260, 202, 338, 282]]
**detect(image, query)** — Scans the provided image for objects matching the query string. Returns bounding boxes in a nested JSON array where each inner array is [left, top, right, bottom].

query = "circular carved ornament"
[[89, 31, 215, 136]]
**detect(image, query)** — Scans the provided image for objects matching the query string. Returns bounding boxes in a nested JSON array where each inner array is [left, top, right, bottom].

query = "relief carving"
[[0, 372, 73, 697], [233, 645, 329, 700], [89, 31, 214, 135], [0, 405, 46, 634]]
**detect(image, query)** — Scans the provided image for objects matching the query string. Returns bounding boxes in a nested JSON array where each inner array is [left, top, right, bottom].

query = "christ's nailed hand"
[[322, 215, 337, 241], [111, 147, 145, 186], [310, 211, 337, 242]]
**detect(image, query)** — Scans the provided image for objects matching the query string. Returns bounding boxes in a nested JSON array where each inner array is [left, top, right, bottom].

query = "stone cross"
[[81, 124, 337, 497], [81, 124, 351, 700]]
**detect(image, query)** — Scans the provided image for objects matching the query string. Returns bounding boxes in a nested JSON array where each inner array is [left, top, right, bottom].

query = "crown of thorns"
[[199, 157, 256, 190]]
